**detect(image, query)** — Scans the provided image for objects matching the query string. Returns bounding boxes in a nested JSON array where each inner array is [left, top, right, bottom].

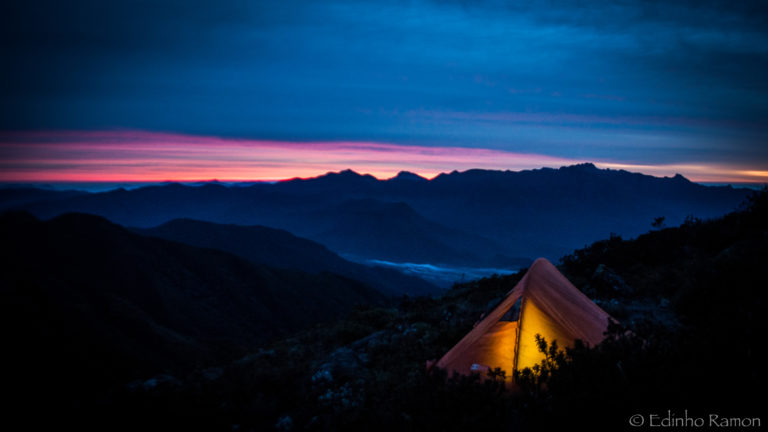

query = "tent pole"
[[512, 294, 526, 377]]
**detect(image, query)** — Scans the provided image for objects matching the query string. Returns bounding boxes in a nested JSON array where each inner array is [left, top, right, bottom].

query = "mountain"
[[135, 218, 438, 296], [388, 170, 429, 182], [311, 199, 524, 267], [0, 186, 86, 207], [1, 164, 751, 263], [0, 211, 387, 413]]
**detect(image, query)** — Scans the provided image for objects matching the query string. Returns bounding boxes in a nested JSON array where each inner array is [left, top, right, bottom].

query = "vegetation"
[[651, 215, 665, 228], [3, 189, 766, 431], [86, 189, 764, 431]]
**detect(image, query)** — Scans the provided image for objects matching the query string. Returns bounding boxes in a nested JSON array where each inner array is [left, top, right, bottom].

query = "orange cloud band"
[[0, 130, 765, 184]]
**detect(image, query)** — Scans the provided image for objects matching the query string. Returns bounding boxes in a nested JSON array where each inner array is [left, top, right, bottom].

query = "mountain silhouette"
[[0, 210, 388, 409], [1, 165, 750, 263], [135, 218, 438, 296], [387, 171, 429, 182], [311, 199, 526, 266]]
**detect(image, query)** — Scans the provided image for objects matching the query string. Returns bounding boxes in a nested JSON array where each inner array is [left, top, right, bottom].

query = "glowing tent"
[[434, 258, 614, 383]]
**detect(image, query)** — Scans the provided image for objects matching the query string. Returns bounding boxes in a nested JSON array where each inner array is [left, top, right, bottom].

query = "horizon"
[[2, 130, 767, 186], [2, 2, 767, 186], [2, 163, 765, 194]]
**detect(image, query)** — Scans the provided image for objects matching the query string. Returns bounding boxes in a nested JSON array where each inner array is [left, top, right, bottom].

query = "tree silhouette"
[[651, 216, 665, 228]]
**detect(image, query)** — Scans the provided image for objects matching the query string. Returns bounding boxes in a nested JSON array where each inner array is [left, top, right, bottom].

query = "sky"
[[1, 0, 767, 183]]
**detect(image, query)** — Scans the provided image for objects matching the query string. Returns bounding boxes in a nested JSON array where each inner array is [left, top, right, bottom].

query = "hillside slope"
[[311, 199, 522, 266], [136, 218, 439, 296], [0, 211, 387, 416]]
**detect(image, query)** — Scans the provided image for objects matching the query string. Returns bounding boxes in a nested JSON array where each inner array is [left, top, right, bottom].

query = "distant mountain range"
[[0, 164, 751, 264]]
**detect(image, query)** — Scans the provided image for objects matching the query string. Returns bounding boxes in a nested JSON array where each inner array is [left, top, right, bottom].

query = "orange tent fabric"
[[435, 258, 614, 383]]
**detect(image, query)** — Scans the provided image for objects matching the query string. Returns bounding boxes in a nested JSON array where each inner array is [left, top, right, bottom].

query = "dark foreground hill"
[[63, 188, 764, 432], [135, 218, 438, 296], [0, 211, 387, 422], [1, 164, 750, 265]]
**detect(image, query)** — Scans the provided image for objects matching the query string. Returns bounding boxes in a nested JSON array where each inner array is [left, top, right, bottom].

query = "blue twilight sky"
[[1, 0, 767, 170]]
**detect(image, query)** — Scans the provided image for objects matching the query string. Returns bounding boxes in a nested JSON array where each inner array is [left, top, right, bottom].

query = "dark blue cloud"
[[1, 0, 766, 167]]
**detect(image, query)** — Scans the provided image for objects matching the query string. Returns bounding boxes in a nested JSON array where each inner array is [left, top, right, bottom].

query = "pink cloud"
[[0, 130, 765, 184]]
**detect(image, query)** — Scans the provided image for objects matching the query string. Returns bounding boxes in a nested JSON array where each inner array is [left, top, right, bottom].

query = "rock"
[[311, 369, 333, 384], [313, 330, 393, 398], [349, 330, 389, 349], [127, 373, 181, 391], [275, 415, 293, 431], [317, 381, 364, 411], [315, 347, 369, 383], [201, 367, 223, 381]]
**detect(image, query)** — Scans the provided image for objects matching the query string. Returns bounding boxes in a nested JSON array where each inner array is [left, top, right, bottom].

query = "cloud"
[[0, 0, 254, 53], [1, 130, 765, 183], [0, 1, 766, 170]]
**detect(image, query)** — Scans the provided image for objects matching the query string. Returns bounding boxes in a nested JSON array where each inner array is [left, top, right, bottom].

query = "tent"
[[434, 258, 614, 383]]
